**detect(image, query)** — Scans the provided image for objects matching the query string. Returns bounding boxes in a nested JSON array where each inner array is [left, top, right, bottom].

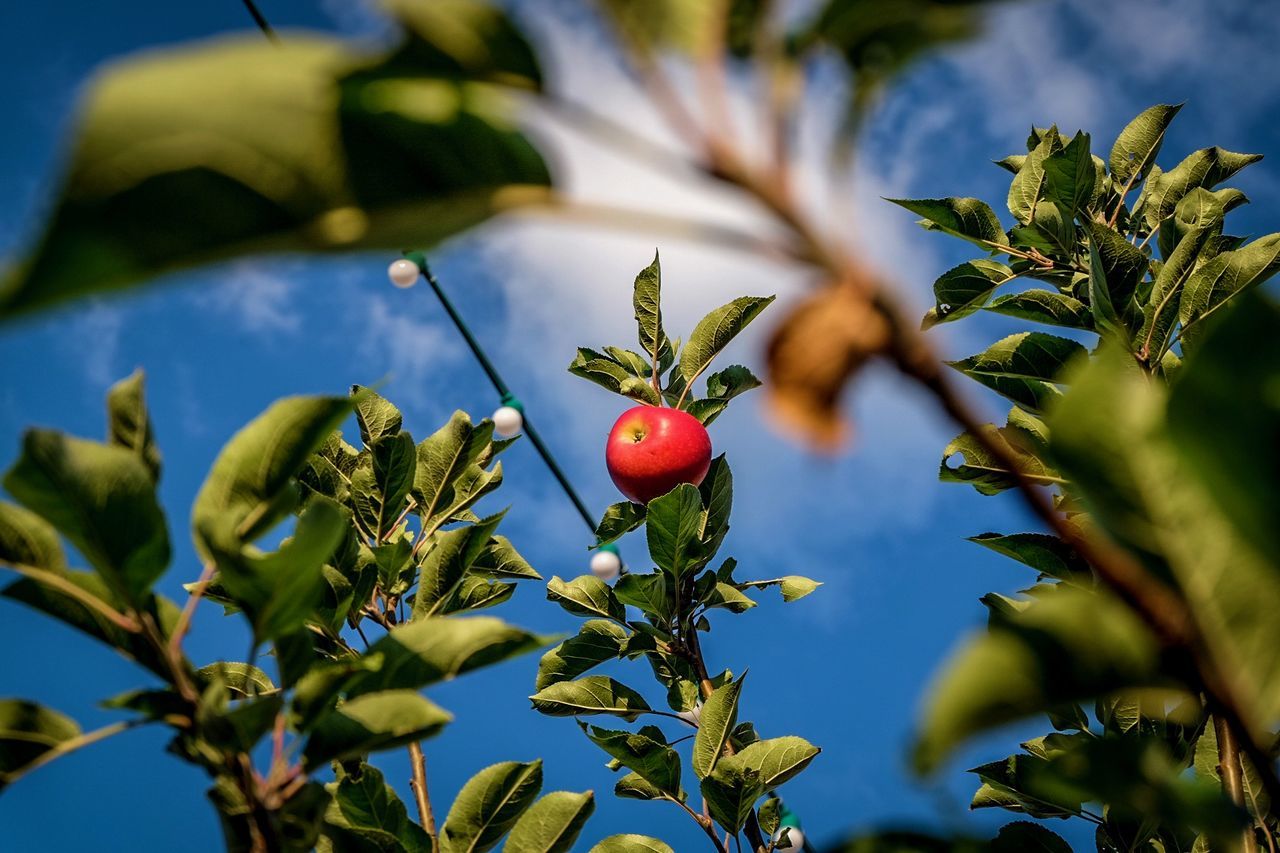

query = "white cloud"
[[195, 261, 303, 334], [359, 292, 461, 405], [73, 301, 124, 389]]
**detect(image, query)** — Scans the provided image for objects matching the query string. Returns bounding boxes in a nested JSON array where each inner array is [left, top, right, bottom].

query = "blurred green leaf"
[[0, 25, 552, 320], [914, 586, 1160, 772], [106, 370, 161, 483], [303, 690, 451, 768], [5, 430, 169, 603], [0, 699, 81, 791], [346, 615, 546, 696], [0, 501, 67, 572]]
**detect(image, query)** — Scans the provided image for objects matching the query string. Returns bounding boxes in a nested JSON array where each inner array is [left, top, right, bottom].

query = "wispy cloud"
[[194, 261, 303, 334], [73, 301, 124, 389], [358, 292, 461, 405]]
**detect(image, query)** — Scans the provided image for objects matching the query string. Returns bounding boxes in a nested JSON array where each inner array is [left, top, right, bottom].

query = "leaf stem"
[[3, 718, 146, 787], [0, 560, 141, 633], [1215, 713, 1259, 853], [669, 793, 729, 853], [170, 561, 216, 657]]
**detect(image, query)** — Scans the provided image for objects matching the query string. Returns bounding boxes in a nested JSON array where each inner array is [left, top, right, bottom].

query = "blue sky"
[[1, 1, 1278, 850]]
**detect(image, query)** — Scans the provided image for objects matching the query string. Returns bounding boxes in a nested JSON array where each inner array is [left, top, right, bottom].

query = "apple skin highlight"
[[605, 405, 712, 504]]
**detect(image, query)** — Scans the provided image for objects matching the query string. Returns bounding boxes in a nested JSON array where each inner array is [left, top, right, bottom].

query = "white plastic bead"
[[388, 259, 420, 288], [492, 405, 524, 438], [589, 548, 621, 581], [773, 828, 804, 850]]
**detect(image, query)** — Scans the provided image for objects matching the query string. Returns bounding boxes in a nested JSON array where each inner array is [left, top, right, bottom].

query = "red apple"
[[606, 405, 712, 504]]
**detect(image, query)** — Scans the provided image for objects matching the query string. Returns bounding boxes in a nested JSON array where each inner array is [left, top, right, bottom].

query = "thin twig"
[[1216, 714, 1260, 853], [669, 793, 729, 853], [239, 0, 278, 43], [170, 561, 216, 656]]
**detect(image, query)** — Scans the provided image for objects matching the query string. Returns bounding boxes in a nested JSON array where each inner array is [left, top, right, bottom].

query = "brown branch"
[[1216, 714, 1260, 853], [408, 741, 438, 848], [170, 561, 216, 656]]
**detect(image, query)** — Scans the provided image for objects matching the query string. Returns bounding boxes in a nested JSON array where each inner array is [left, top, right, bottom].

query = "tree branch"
[[0, 560, 140, 633], [408, 741, 438, 849]]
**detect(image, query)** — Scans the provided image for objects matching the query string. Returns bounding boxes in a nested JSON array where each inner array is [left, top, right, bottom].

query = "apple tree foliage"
[[885, 107, 1280, 852], [536, 254, 820, 852], [0, 375, 622, 851]]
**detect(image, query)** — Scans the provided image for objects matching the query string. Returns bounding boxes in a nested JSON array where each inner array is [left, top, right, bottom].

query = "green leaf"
[[1137, 224, 1214, 363], [472, 535, 540, 580], [687, 365, 762, 426], [613, 573, 674, 623], [1008, 130, 1059, 225], [698, 581, 756, 614], [914, 586, 1160, 772], [2, 570, 180, 677], [529, 676, 651, 721], [0, 31, 551, 320], [350, 385, 402, 447], [1109, 103, 1183, 188], [219, 495, 349, 642], [568, 348, 660, 405], [991, 823, 1072, 853], [536, 620, 628, 691], [413, 513, 504, 618], [594, 501, 646, 547], [887, 197, 1005, 247], [193, 394, 350, 558], [946, 332, 1085, 414], [922, 259, 1014, 328], [697, 455, 732, 554], [699, 767, 764, 835], [1084, 221, 1147, 337], [985, 290, 1092, 330], [645, 484, 706, 581], [346, 615, 546, 697], [1050, 342, 1280, 730], [1168, 292, 1280, 569], [546, 575, 625, 623], [614, 772, 667, 801], [439, 760, 543, 853], [440, 575, 515, 615], [196, 662, 276, 697], [587, 836, 674, 853], [632, 251, 670, 377], [0, 699, 81, 790], [583, 724, 680, 796], [939, 413, 1062, 496], [721, 735, 820, 789], [968, 533, 1090, 584], [106, 369, 161, 483], [413, 411, 504, 530], [503, 790, 595, 853], [303, 690, 451, 768], [678, 296, 776, 384], [322, 762, 431, 853], [4, 430, 169, 603], [369, 431, 416, 540], [1043, 131, 1095, 215], [692, 673, 745, 778], [1178, 232, 1280, 343], [1140, 147, 1262, 229], [735, 576, 822, 602], [0, 501, 67, 572]]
